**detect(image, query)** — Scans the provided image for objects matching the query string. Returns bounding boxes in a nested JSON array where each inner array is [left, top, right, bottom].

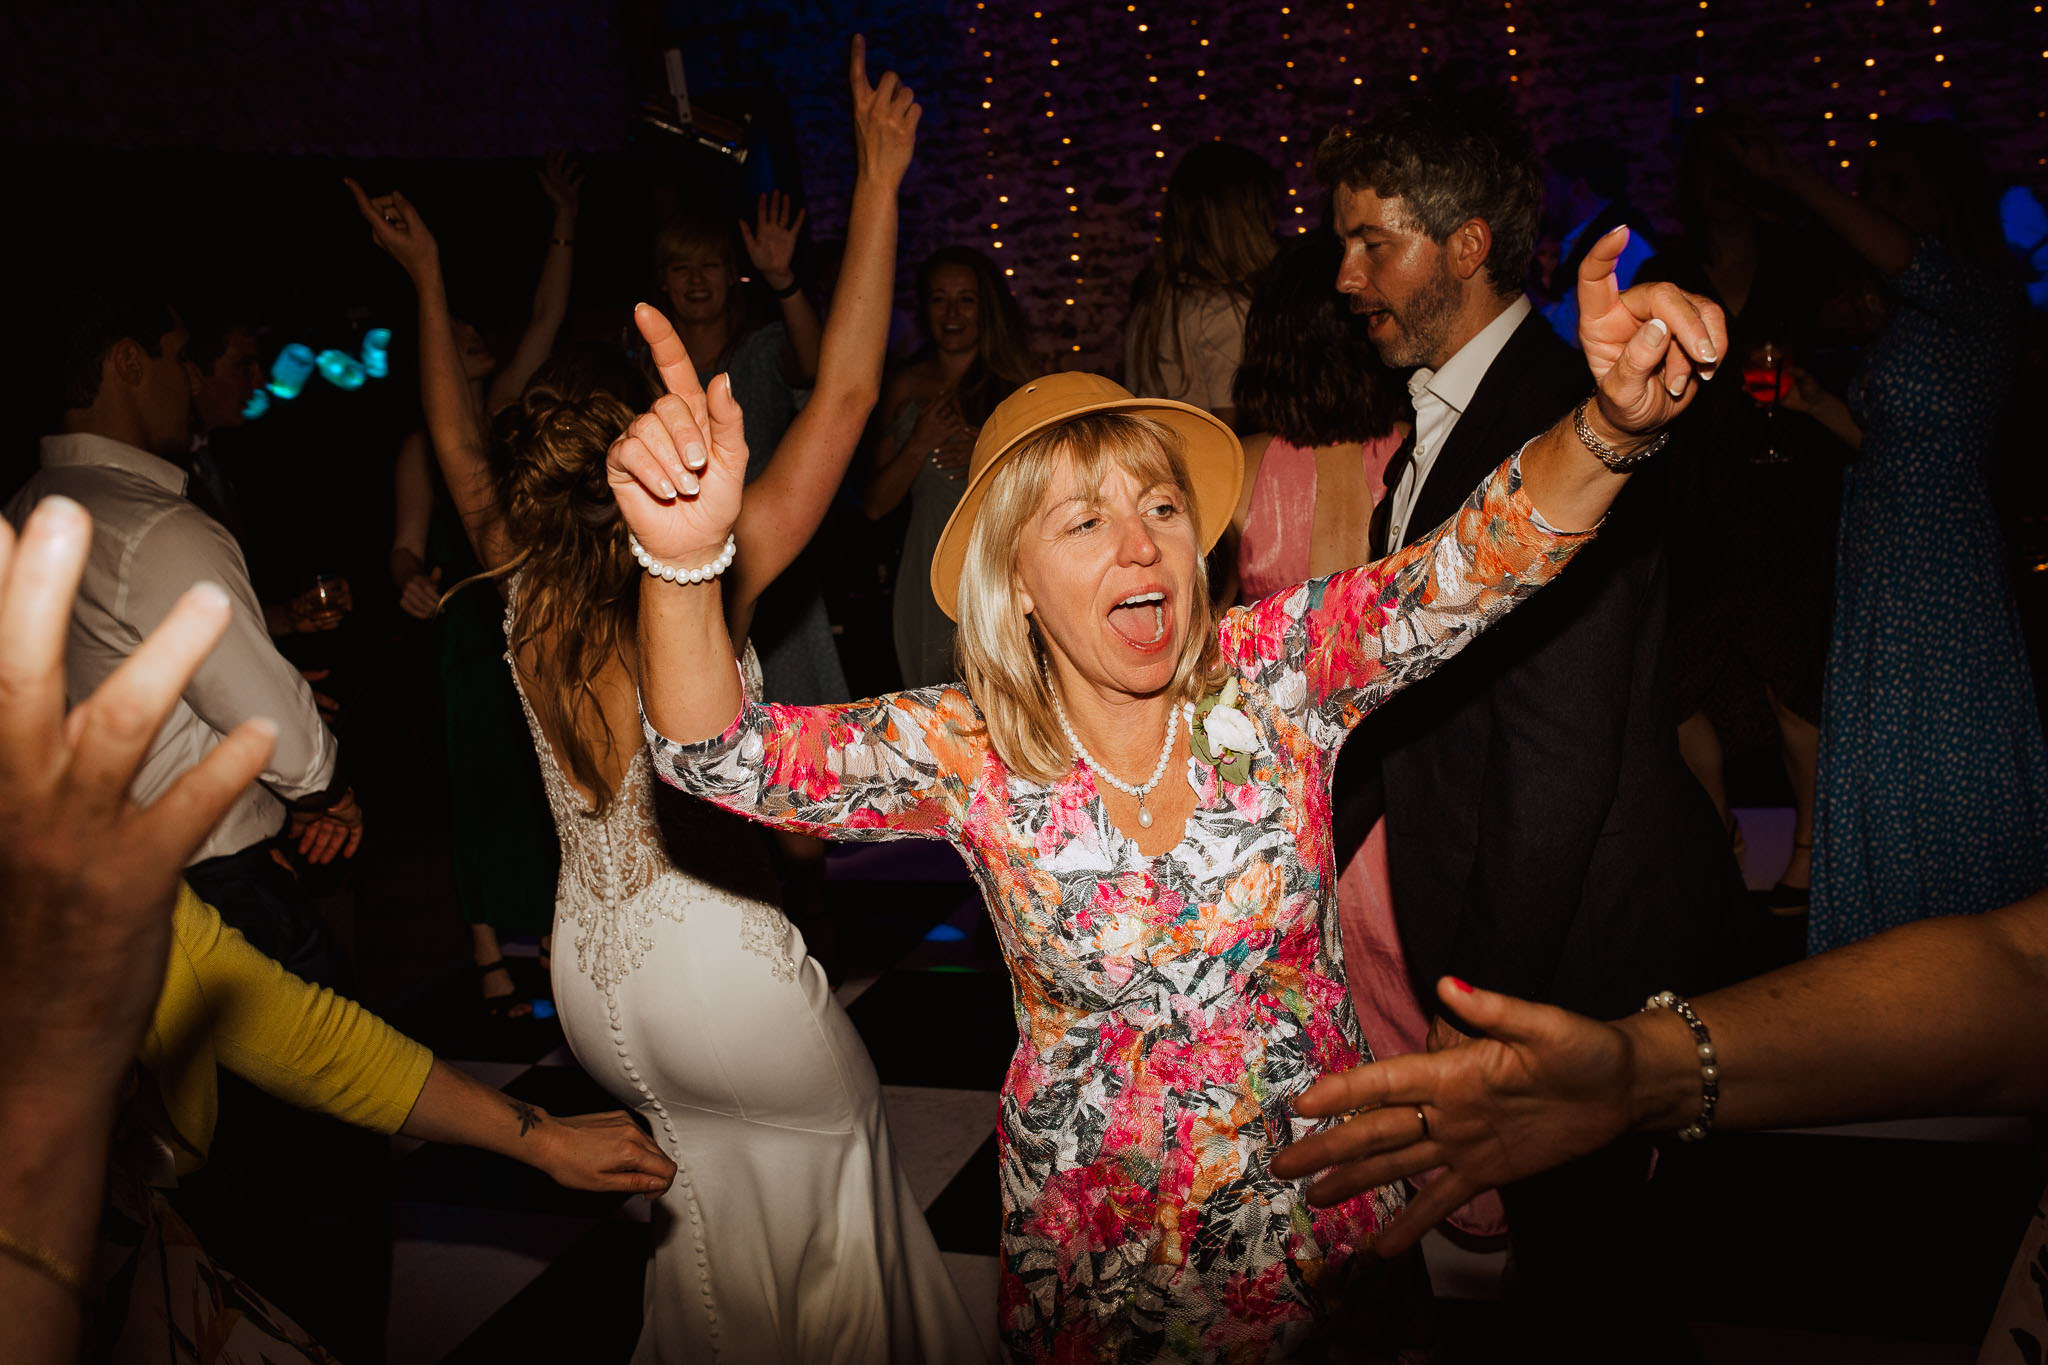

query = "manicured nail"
[[1449, 977, 1473, 993], [191, 580, 231, 611], [1697, 338, 1717, 362], [1667, 376, 1689, 399], [1605, 223, 1629, 238], [1644, 317, 1668, 343], [680, 471, 700, 496], [659, 479, 677, 500], [684, 443, 707, 470]]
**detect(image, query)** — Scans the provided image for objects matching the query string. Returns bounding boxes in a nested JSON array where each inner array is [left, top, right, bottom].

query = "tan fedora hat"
[[928, 372, 1242, 622]]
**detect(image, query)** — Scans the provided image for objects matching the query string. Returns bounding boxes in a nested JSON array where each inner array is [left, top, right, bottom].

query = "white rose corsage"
[[1192, 678, 1262, 785]]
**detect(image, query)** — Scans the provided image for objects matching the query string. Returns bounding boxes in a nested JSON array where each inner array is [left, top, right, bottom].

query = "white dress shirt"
[[6, 433, 338, 863], [1384, 295, 1533, 554]]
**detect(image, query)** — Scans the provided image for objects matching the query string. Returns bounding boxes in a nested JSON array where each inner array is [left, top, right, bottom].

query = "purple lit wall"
[[6, 1, 2042, 372]]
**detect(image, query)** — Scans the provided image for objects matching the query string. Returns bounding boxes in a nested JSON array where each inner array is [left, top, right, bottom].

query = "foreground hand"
[[739, 190, 806, 291], [346, 177, 440, 279], [606, 304, 748, 566], [1577, 226, 1727, 435], [0, 497, 277, 1099], [1270, 978, 1635, 1257], [290, 788, 363, 864], [529, 1108, 677, 1196], [849, 34, 920, 188]]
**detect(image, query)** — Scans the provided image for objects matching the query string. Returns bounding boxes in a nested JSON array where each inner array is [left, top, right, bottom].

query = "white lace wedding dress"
[[505, 583, 988, 1363]]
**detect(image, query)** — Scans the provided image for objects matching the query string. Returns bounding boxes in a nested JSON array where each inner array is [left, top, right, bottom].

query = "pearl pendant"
[[1138, 804, 1153, 829]]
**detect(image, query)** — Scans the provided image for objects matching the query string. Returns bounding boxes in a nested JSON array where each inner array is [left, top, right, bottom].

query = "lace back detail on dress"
[[502, 575, 794, 990]]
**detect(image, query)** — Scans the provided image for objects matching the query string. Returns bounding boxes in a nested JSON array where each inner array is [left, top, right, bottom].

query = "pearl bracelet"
[[628, 531, 736, 585], [1641, 989, 1719, 1141]]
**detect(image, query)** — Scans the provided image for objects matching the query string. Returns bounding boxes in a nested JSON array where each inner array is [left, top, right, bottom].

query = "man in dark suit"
[[1315, 99, 1757, 1357]]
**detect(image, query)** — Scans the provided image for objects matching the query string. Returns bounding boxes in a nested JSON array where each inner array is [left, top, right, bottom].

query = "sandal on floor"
[[477, 958, 533, 1020]]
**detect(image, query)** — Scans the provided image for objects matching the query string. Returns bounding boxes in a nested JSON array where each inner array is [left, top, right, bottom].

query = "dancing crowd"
[[4, 27, 2047, 1365]]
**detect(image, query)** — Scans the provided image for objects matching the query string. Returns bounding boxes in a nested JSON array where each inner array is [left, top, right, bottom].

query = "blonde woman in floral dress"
[[609, 231, 1725, 1361]]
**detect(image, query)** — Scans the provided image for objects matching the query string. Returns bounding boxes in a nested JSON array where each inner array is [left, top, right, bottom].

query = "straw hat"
[[928, 372, 1242, 622]]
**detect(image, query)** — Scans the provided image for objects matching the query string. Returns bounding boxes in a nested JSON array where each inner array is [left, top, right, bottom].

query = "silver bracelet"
[[627, 531, 735, 585], [1574, 396, 1669, 471], [1641, 989, 1719, 1141]]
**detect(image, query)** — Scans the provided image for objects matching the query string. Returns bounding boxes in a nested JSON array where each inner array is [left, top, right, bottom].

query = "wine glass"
[[300, 572, 350, 630], [1743, 340, 1792, 465]]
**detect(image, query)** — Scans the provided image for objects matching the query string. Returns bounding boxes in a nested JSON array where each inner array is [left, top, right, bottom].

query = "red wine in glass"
[[1743, 341, 1791, 464]]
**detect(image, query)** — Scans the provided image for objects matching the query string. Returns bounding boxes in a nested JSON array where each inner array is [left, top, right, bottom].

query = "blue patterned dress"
[[1809, 237, 2048, 952]]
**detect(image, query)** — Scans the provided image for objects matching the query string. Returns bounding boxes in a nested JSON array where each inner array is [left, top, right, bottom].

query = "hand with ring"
[[1269, 976, 1638, 1257]]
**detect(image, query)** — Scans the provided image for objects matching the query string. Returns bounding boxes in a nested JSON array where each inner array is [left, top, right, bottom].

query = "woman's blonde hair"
[[955, 411, 1227, 784]]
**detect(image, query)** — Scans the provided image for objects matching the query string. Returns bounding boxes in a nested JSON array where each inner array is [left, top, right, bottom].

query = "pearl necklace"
[[1047, 679, 1190, 829]]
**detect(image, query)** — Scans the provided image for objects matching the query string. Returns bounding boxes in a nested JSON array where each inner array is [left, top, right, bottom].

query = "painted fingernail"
[[1449, 977, 1474, 993], [192, 580, 231, 610], [1667, 377, 1689, 398], [680, 471, 700, 496], [684, 443, 707, 470], [1644, 317, 1668, 343], [39, 493, 85, 528], [1697, 339, 1717, 361], [659, 479, 677, 500]]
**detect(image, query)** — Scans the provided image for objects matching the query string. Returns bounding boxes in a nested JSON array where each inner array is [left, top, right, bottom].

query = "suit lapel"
[[1367, 428, 1417, 559], [1408, 314, 1552, 536]]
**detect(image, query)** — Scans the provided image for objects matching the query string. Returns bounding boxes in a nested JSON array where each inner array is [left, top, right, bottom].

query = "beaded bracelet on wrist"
[[628, 531, 736, 585], [1574, 396, 1669, 471], [1641, 989, 1719, 1141]]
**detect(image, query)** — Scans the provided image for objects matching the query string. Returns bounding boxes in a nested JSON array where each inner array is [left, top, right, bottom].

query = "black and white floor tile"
[[374, 810, 2038, 1363]]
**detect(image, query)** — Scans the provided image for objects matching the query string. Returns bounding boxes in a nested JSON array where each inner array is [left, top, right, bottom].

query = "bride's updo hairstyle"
[[954, 412, 1228, 784], [487, 342, 656, 813]]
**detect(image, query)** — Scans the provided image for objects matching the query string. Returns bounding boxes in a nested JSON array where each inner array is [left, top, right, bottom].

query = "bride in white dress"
[[352, 40, 989, 1363]]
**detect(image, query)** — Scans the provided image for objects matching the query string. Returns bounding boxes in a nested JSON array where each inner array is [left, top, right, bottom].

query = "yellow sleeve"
[[176, 886, 434, 1134]]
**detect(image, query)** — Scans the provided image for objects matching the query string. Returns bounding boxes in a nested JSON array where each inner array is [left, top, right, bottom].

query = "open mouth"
[[1360, 307, 1394, 336], [1107, 590, 1169, 651]]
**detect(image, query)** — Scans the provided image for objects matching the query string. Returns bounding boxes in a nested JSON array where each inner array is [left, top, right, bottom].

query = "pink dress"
[[1238, 433, 1509, 1242]]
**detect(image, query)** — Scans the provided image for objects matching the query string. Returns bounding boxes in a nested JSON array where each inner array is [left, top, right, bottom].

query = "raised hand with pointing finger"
[[1575, 224, 1725, 432], [607, 303, 747, 570]]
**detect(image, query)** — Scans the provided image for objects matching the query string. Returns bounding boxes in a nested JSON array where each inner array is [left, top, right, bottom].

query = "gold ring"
[[1414, 1106, 1430, 1141]]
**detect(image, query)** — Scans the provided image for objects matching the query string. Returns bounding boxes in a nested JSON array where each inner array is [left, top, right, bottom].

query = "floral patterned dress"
[[647, 452, 1592, 1362]]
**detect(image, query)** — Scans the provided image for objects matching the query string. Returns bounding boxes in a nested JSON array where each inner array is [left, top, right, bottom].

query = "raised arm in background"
[[1272, 888, 2048, 1255], [741, 190, 824, 385], [1727, 119, 1914, 278], [0, 497, 276, 1365], [485, 151, 584, 413], [389, 431, 444, 618], [346, 177, 512, 572], [710, 33, 918, 642]]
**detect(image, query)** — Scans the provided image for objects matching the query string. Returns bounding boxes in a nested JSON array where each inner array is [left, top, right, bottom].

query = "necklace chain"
[[1047, 677, 1189, 824]]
